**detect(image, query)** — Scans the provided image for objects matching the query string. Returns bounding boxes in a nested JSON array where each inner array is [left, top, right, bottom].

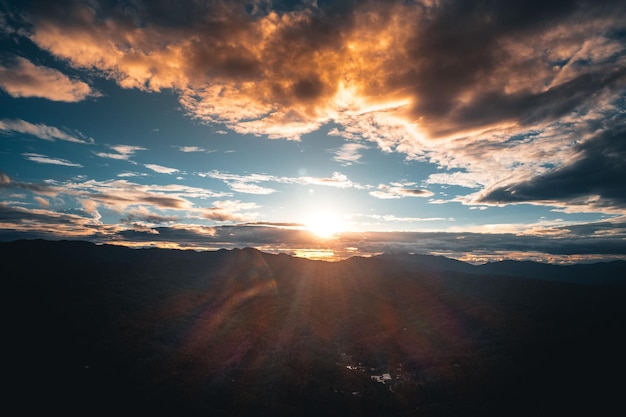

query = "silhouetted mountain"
[[370, 253, 478, 274], [477, 258, 626, 286], [3, 239, 626, 416], [368, 252, 626, 286]]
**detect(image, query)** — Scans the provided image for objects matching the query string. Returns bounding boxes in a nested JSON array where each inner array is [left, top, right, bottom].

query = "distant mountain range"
[[371, 252, 626, 286], [3, 239, 626, 416]]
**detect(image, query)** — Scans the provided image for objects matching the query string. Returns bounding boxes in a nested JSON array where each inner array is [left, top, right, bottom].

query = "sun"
[[305, 211, 344, 239]]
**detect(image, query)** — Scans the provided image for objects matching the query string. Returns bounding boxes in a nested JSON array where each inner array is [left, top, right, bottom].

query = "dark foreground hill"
[[3, 239, 626, 416]]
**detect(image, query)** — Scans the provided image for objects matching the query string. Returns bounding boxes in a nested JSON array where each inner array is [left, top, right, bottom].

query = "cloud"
[[173, 146, 211, 153], [0, 172, 61, 196], [476, 127, 626, 212], [0, 202, 107, 241], [144, 164, 180, 174], [0, 173, 230, 215], [201, 170, 364, 194], [117, 172, 148, 178], [5, 214, 623, 264], [3, 171, 626, 264], [0, 56, 96, 102], [298, 171, 360, 189], [425, 172, 482, 189], [0, 118, 93, 144], [200, 171, 277, 194], [22, 152, 83, 167], [0, 10, 15, 35], [95, 145, 146, 161], [370, 182, 433, 199], [33, 196, 50, 207], [365, 214, 452, 223], [198, 170, 368, 194], [20, 1, 624, 134], [244, 221, 304, 228], [0, 172, 10, 185], [332, 142, 369, 165], [201, 200, 259, 222], [229, 182, 277, 195], [120, 206, 179, 224], [12, 0, 626, 213], [202, 209, 245, 222]]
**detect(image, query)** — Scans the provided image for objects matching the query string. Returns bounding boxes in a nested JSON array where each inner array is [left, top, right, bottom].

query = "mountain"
[[477, 258, 626, 286], [369, 252, 626, 286], [3, 239, 626, 416]]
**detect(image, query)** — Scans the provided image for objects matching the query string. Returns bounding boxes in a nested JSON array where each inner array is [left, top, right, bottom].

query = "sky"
[[1, 0, 625, 263]]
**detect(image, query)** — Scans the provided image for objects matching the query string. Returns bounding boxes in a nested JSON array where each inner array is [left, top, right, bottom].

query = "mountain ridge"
[[3, 238, 624, 286]]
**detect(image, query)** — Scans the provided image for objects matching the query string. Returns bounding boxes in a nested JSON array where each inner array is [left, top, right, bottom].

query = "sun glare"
[[305, 211, 344, 239]]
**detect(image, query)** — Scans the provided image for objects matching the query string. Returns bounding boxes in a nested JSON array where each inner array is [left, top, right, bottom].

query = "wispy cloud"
[[365, 214, 452, 223], [1, 173, 231, 215], [120, 206, 179, 224], [172, 145, 212, 153], [0, 203, 110, 240], [0, 56, 97, 102], [33, 196, 50, 207], [95, 145, 146, 162], [200, 171, 277, 195], [0, 118, 93, 144], [201, 170, 365, 194], [22, 152, 82, 167], [370, 182, 433, 199], [144, 164, 180, 174], [202, 200, 259, 222], [425, 172, 482, 189], [296, 172, 361, 189], [331, 143, 369, 165], [228, 182, 277, 195], [117, 172, 148, 178]]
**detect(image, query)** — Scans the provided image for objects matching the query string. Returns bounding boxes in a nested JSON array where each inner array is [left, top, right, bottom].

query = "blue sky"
[[1, 0, 625, 263]]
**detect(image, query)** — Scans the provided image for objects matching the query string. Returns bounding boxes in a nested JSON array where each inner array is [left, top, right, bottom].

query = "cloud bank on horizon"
[[1, 0, 625, 262]]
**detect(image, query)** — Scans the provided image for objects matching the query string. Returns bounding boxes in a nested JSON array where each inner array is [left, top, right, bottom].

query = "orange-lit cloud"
[[21, 1, 625, 136], [0, 56, 97, 102]]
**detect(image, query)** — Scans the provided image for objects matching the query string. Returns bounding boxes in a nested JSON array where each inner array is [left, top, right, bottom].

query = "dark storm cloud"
[[396, 0, 626, 136], [479, 125, 626, 210], [444, 68, 626, 136]]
